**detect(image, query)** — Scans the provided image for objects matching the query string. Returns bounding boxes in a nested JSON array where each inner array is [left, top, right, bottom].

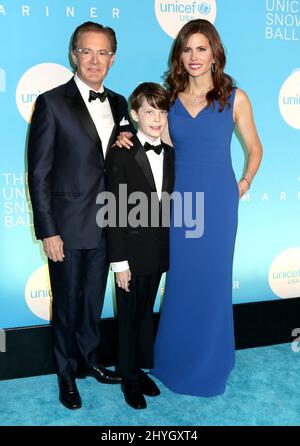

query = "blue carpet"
[[0, 343, 299, 426]]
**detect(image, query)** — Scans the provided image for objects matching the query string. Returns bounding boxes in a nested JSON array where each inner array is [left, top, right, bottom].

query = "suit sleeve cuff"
[[110, 261, 130, 273]]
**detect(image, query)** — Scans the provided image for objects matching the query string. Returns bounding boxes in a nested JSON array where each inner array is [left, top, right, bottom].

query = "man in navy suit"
[[28, 22, 133, 410]]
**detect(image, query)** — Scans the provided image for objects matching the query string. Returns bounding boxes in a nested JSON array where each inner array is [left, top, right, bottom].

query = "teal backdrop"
[[0, 0, 300, 328]]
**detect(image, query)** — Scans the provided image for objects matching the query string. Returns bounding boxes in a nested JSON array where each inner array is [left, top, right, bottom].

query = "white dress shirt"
[[74, 74, 115, 157], [111, 130, 164, 273]]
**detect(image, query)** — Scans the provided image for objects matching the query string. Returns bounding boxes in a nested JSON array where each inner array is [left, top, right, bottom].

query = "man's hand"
[[116, 269, 131, 292], [43, 235, 65, 262], [114, 131, 133, 149]]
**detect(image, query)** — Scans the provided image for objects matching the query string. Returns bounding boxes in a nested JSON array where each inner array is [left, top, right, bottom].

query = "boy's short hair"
[[130, 82, 170, 112]]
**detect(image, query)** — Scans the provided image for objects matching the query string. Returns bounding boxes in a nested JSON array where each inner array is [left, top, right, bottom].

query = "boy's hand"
[[114, 132, 133, 149], [116, 269, 131, 292]]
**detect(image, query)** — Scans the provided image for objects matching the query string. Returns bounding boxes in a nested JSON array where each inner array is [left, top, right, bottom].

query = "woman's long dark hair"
[[166, 19, 235, 111]]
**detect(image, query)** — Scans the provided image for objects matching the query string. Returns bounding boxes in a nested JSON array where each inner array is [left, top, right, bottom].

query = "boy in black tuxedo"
[[106, 83, 174, 409]]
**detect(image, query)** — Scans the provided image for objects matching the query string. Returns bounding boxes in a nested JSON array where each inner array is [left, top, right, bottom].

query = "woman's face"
[[180, 32, 214, 79]]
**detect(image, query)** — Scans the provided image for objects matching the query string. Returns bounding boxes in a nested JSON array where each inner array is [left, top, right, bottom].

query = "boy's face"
[[130, 98, 168, 141]]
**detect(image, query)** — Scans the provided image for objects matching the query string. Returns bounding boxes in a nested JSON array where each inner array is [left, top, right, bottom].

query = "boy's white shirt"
[[110, 129, 164, 273]]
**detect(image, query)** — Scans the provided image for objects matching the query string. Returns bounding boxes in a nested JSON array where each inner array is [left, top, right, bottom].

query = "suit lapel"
[[65, 78, 104, 160], [105, 89, 118, 158], [133, 135, 157, 193], [134, 137, 174, 198], [161, 143, 173, 195]]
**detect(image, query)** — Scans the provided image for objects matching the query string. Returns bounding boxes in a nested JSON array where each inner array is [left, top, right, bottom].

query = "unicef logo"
[[269, 247, 300, 299], [278, 69, 300, 130], [16, 63, 73, 123], [25, 264, 53, 321], [155, 0, 217, 38], [198, 2, 211, 15]]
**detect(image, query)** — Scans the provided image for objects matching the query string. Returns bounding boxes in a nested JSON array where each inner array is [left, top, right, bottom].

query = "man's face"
[[72, 31, 115, 90]]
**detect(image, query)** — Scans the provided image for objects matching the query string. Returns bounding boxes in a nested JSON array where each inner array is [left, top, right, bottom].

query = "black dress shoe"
[[58, 377, 82, 410], [121, 381, 147, 410], [138, 371, 160, 397], [85, 365, 122, 384]]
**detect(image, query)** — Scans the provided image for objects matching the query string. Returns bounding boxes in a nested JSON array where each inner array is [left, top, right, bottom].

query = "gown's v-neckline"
[[177, 96, 209, 120]]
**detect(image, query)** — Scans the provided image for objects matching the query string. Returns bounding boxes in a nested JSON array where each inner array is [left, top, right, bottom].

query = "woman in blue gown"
[[151, 20, 263, 397]]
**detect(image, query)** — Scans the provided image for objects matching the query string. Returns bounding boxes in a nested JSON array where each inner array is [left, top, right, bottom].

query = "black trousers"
[[115, 270, 162, 381], [48, 244, 108, 380]]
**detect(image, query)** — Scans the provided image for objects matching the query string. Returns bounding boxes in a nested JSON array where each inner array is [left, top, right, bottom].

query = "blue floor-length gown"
[[152, 89, 239, 397]]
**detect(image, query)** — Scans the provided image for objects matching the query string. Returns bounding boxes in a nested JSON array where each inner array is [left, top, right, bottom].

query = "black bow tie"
[[144, 142, 163, 155], [88, 90, 108, 103]]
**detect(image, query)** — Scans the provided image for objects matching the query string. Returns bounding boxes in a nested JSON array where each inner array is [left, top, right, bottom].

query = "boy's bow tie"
[[144, 142, 163, 155]]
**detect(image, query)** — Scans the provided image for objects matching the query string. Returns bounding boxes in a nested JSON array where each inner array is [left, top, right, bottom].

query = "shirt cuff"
[[110, 261, 130, 273]]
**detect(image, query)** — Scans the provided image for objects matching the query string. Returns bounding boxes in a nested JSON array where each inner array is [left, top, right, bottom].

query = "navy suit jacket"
[[28, 76, 133, 249]]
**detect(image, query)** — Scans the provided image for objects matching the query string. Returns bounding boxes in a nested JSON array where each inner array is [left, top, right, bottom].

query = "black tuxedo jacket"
[[28, 77, 133, 249], [105, 134, 175, 275]]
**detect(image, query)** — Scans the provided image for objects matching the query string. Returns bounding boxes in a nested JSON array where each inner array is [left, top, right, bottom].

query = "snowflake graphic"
[[198, 2, 211, 15]]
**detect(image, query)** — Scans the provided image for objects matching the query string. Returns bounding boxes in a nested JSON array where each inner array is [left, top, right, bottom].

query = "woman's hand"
[[116, 269, 131, 292], [238, 178, 250, 198], [114, 132, 133, 149]]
